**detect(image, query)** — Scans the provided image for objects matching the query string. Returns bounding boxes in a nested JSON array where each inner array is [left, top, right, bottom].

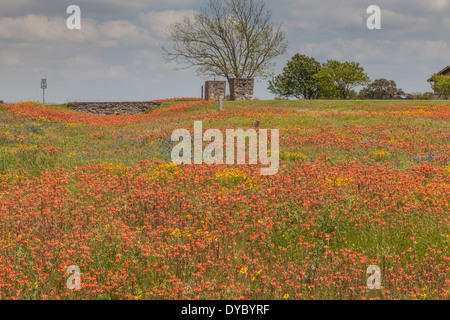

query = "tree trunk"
[[226, 76, 233, 101]]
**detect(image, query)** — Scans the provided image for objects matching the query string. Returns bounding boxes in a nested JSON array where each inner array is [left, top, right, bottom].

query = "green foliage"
[[359, 78, 405, 99], [348, 89, 359, 99], [268, 54, 322, 100], [314, 60, 370, 99], [430, 74, 450, 99]]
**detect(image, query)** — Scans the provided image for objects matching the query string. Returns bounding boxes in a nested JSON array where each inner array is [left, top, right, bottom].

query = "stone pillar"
[[229, 78, 254, 101], [205, 81, 226, 101]]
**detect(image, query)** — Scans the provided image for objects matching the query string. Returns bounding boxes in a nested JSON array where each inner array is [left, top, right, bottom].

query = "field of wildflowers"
[[0, 98, 449, 300]]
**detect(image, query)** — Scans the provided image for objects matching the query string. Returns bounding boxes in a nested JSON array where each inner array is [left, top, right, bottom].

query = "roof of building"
[[427, 66, 450, 82]]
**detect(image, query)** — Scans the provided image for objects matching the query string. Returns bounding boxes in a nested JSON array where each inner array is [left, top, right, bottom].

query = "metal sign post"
[[218, 96, 223, 111], [41, 79, 47, 104]]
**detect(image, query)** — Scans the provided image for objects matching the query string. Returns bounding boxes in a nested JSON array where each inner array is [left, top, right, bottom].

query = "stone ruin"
[[205, 78, 254, 101], [229, 78, 254, 101], [205, 81, 226, 101], [67, 101, 162, 115]]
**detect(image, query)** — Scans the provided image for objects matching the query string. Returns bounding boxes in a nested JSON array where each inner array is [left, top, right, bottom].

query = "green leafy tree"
[[314, 60, 370, 99], [162, 0, 288, 94], [359, 78, 405, 99], [430, 75, 450, 99], [267, 54, 322, 100]]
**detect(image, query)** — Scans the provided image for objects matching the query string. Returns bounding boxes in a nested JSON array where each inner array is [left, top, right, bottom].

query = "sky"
[[0, 0, 449, 103]]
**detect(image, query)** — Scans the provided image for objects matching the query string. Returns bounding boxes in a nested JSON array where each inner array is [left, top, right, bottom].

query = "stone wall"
[[67, 101, 162, 115], [205, 81, 226, 101], [430, 93, 449, 100], [229, 78, 254, 101]]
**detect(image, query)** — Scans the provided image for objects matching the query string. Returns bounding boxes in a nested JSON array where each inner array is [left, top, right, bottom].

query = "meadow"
[[0, 98, 449, 300]]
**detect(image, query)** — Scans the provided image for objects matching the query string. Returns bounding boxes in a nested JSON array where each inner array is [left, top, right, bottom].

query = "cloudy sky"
[[0, 0, 448, 102]]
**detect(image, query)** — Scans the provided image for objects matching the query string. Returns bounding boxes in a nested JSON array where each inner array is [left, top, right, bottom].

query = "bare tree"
[[162, 0, 288, 93]]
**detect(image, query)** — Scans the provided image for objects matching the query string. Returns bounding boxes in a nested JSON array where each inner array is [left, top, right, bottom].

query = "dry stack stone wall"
[[430, 93, 450, 100], [230, 78, 254, 101], [205, 81, 226, 101], [67, 101, 162, 115]]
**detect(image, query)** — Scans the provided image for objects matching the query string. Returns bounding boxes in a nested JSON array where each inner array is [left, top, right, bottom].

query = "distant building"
[[427, 66, 450, 99]]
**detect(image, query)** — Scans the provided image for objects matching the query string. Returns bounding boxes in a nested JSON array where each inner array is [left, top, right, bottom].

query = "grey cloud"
[[271, 0, 449, 41], [292, 38, 449, 65], [138, 9, 197, 40]]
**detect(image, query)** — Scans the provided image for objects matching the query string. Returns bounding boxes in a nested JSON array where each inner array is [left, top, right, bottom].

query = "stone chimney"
[[229, 78, 254, 101], [205, 81, 226, 101]]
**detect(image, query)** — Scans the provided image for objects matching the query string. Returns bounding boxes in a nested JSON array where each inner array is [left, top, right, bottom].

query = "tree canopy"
[[313, 60, 370, 99], [267, 54, 322, 100], [162, 0, 288, 84], [359, 78, 405, 99], [430, 74, 450, 99]]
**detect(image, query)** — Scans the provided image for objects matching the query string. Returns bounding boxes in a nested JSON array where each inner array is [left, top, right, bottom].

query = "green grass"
[[224, 99, 450, 109]]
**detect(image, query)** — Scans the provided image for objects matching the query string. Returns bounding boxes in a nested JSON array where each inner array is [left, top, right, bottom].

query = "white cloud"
[[59, 54, 129, 80], [0, 9, 198, 87], [286, 6, 364, 31], [132, 49, 181, 73], [138, 9, 197, 40], [0, 10, 190, 46], [132, 50, 161, 71], [99, 20, 143, 40], [293, 38, 449, 64], [0, 15, 66, 41], [0, 51, 21, 66], [0, 0, 202, 17], [0, 14, 101, 43], [277, 0, 449, 41]]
